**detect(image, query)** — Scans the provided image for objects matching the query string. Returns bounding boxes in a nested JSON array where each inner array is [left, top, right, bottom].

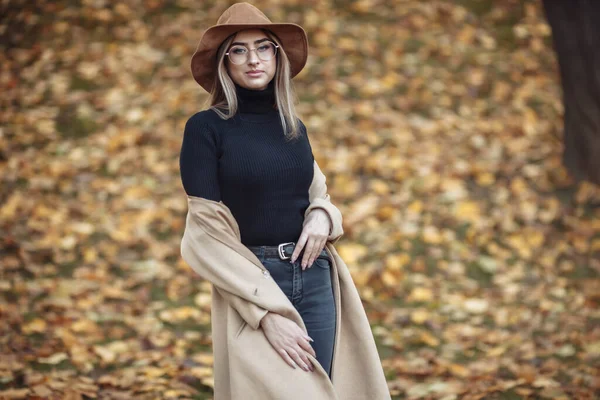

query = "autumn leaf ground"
[[1, 0, 599, 399]]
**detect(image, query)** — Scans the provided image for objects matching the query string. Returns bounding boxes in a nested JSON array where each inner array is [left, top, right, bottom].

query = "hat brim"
[[191, 23, 308, 93]]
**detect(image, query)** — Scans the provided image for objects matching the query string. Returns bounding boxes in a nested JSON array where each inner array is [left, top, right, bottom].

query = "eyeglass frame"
[[225, 41, 280, 65]]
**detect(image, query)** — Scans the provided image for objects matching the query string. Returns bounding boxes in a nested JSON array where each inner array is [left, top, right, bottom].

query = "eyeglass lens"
[[228, 42, 277, 64]]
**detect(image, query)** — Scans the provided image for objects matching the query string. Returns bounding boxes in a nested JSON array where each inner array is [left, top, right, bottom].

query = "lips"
[[246, 70, 263, 76]]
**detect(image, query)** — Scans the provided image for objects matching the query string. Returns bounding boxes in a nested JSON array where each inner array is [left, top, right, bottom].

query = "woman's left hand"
[[291, 209, 331, 270]]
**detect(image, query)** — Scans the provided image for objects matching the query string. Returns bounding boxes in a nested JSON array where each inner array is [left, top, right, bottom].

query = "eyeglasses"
[[225, 41, 279, 65]]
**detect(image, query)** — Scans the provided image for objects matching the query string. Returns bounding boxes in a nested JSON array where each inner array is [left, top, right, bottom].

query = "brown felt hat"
[[191, 3, 308, 93], [191, 2, 309, 93]]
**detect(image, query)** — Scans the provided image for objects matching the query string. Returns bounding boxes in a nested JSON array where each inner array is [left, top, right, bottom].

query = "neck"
[[235, 80, 276, 114]]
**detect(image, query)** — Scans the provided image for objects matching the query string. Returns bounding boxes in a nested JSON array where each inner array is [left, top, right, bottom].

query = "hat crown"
[[216, 3, 272, 26]]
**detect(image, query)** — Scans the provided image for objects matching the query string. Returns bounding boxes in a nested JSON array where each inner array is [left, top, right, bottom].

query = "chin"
[[244, 80, 269, 90]]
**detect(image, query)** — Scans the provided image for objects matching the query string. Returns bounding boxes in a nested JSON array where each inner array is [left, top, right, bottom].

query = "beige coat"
[[180, 160, 391, 400]]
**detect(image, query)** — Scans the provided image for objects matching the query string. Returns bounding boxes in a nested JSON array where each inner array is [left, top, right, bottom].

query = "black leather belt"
[[247, 241, 329, 261]]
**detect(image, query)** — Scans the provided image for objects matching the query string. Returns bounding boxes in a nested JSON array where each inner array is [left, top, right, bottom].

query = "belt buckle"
[[277, 242, 295, 260]]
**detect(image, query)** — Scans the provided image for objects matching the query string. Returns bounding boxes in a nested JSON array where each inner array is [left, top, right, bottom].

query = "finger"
[[294, 345, 314, 371], [309, 241, 326, 269], [298, 337, 317, 358], [288, 348, 311, 372], [319, 239, 327, 263], [291, 234, 307, 264], [279, 348, 297, 369], [308, 240, 323, 270], [302, 239, 316, 270]]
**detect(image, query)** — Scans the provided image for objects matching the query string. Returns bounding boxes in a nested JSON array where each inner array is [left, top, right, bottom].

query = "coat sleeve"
[[303, 160, 344, 244], [181, 202, 269, 330], [213, 286, 269, 330]]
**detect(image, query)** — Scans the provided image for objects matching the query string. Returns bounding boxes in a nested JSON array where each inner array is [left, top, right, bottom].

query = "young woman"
[[179, 3, 390, 399]]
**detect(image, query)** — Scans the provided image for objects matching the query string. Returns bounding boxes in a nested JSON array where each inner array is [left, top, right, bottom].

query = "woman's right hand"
[[260, 312, 316, 372]]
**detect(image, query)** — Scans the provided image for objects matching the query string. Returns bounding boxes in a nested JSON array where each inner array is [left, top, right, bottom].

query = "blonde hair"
[[205, 29, 302, 140]]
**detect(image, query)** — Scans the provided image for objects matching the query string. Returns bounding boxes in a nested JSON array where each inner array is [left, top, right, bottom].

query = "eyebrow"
[[231, 38, 270, 46]]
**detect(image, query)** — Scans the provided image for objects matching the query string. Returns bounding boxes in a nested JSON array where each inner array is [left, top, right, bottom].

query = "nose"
[[247, 49, 260, 65]]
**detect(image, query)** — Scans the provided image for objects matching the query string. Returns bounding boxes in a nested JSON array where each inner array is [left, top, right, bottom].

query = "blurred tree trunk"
[[542, 0, 600, 186]]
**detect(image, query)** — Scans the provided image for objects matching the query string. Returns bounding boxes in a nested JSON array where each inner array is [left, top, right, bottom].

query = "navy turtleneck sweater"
[[179, 80, 315, 246]]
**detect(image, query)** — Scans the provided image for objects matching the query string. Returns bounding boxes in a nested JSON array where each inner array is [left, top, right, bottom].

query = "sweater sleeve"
[[300, 120, 343, 243], [304, 160, 344, 243], [179, 114, 221, 201]]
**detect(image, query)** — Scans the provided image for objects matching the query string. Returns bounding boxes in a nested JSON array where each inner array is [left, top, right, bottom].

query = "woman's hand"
[[291, 209, 331, 270], [260, 313, 316, 372]]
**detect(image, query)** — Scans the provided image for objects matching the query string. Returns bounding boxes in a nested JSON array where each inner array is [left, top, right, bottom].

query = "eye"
[[257, 44, 270, 52], [231, 47, 247, 55]]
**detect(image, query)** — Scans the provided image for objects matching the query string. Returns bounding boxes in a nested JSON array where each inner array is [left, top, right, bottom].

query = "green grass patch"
[[373, 328, 397, 360], [56, 106, 99, 139], [191, 392, 215, 400], [161, 319, 211, 334], [150, 225, 175, 242], [403, 38, 424, 53], [30, 357, 75, 372], [57, 261, 78, 278], [455, 0, 494, 17], [484, 388, 526, 400], [452, 346, 484, 363], [465, 260, 494, 287], [71, 75, 102, 91], [150, 283, 198, 309], [563, 260, 599, 280]]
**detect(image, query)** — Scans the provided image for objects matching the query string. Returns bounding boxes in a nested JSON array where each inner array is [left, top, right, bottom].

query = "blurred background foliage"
[[1, 0, 599, 398]]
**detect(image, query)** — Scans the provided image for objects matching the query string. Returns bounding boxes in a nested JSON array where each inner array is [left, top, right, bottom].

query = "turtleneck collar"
[[235, 79, 276, 114]]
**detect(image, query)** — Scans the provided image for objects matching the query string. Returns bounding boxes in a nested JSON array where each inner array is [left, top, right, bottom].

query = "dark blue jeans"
[[251, 246, 337, 378]]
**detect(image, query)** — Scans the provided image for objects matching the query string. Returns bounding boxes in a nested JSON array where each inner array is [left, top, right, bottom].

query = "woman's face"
[[225, 29, 277, 91]]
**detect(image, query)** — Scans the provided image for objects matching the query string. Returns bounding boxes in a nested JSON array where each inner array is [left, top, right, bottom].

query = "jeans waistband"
[[247, 242, 329, 261]]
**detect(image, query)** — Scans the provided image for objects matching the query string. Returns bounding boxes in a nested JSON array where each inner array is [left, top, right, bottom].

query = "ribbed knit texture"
[[179, 79, 314, 246]]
